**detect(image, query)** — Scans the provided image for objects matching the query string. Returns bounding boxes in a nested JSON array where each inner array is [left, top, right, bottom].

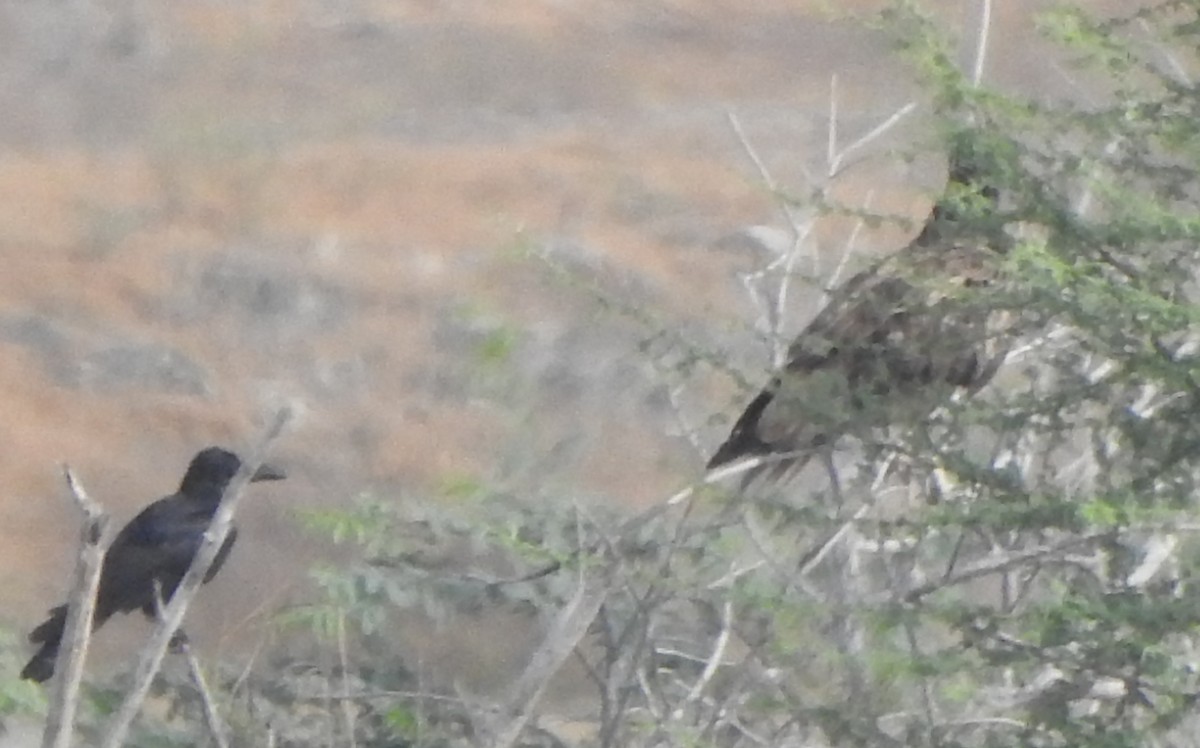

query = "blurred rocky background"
[[0, 0, 1128, 712]]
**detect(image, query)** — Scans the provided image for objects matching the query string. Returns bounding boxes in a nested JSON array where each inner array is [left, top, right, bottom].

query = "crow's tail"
[[21, 642, 58, 683], [21, 605, 68, 682]]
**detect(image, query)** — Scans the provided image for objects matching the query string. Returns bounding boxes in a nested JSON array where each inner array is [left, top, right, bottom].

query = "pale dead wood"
[[180, 638, 231, 748], [40, 466, 111, 748], [480, 564, 612, 748]]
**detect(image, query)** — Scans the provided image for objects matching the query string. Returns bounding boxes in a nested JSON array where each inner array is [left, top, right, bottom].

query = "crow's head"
[[179, 446, 286, 497]]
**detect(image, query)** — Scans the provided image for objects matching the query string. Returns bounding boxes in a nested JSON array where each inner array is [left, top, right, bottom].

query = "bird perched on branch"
[[21, 446, 285, 683], [707, 147, 1014, 487]]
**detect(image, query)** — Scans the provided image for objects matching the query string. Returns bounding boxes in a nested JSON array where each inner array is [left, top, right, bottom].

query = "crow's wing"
[[99, 496, 237, 617]]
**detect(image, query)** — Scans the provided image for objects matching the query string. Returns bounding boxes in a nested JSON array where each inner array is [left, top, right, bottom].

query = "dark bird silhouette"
[[708, 150, 1014, 485], [21, 447, 285, 683]]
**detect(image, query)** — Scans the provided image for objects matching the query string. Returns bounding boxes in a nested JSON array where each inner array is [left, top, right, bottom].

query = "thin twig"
[[295, 688, 470, 704], [337, 610, 358, 748], [798, 504, 871, 579], [905, 531, 1110, 601], [819, 190, 874, 309], [830, 102, 917, 175], [971, 0, 993, 86], [1073, 138, 1122, 217], [503, 449, 809, 586], [181, 641, 231, 748], [677, 599, 734, 713], [727, 109, 818, 365], [1137, 17, 1192, 85], [146, 582, 231, 748], [827, 74, 839, 169], [726, 110, 809, 242]]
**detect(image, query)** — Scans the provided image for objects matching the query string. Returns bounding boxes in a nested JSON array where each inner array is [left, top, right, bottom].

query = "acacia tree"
[[216, 3, 1200, 747]]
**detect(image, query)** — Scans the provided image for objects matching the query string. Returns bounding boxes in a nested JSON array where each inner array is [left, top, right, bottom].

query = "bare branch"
[[830, 102, 917, 174], [337, 610, 358, 748], [677, 600, 734, 713], [970, 0, 993, 86], [827, 74, 839, 169], [480, 565, 612, 748], [180, 639, 231, 748], [905, 531, 1111, 602], [40, 467, 110, 748]]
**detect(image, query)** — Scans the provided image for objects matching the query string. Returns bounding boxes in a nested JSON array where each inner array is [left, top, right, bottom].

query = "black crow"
[[21, 446, 285, 683]]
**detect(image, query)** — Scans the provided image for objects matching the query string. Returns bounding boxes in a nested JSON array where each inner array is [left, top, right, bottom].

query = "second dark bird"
[[707, 147, 1015, 486], [21, 446, 285, 683]]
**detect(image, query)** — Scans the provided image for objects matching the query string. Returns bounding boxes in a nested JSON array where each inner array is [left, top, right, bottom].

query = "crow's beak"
[[251, 463, 287, 482]]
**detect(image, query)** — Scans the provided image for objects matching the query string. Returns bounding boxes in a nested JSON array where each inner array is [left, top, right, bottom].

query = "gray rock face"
[[0, 312, 210, 395], [0, 313, 71, 362], [190, 254, 351, 338], [70, 344, 210, 395]]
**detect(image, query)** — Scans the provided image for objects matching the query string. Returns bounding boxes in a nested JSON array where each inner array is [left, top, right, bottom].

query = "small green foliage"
[[1037, 7, 1135, 73], [0, 628, 45, 717], [382, 704, 420, 740], [476, 326, 519, 368], [1078, 497, 1127, 527], [436, 472, 489, 504]]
